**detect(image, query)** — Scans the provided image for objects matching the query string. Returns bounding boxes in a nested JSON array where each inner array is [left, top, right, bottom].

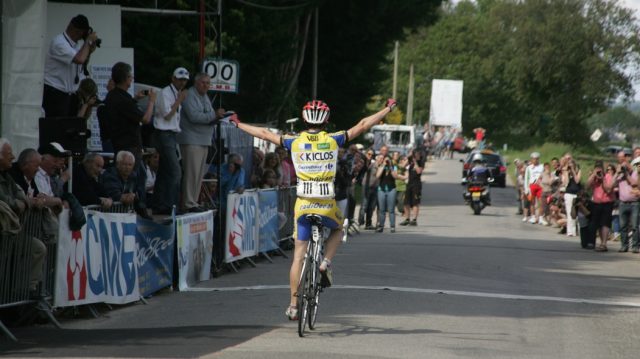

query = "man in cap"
[[152, 67, 189, 214], [524, 152, 546, 225], [36, 142, 71, 199], [43, 15, 99, 117]]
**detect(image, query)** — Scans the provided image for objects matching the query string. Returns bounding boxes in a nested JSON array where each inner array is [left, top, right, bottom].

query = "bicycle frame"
[[297, 217, 325, 337]]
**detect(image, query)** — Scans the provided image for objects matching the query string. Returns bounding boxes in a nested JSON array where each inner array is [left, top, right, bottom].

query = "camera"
[[85, 27, 102, 47], [142, 90, 149, 96]]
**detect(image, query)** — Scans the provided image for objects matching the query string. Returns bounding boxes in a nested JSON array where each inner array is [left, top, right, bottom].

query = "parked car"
[[460, 150, 507, 187], [602, 145, 632, 156]]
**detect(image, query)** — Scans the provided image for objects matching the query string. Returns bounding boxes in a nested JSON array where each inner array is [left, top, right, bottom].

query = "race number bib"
[[297, 180, 335, 199]]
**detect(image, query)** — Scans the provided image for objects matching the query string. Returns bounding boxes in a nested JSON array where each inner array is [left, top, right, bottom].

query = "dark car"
[[460, 150, 507, 187]]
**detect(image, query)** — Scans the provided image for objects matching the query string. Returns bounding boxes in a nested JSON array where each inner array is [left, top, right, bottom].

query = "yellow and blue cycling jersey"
[[282, 130, 348, 240]]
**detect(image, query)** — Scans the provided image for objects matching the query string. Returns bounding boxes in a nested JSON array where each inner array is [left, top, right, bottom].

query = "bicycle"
[[296, 214, 328, 337]]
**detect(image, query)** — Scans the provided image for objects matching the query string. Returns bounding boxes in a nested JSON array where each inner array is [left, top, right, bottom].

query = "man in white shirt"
[[152, 67, 189, 214], [42, 15, 99, 117], [524, 152, 546, 224]]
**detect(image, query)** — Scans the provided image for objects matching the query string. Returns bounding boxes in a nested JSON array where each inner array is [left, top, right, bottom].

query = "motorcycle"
[[462, 177, 493, 215]]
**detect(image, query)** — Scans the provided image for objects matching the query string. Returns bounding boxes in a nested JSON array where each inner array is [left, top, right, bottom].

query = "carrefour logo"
[[298, 152, 334, 161]]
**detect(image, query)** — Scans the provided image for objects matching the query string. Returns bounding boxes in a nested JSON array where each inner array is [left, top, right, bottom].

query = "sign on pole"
[[202, 58, 240, 93], [429, 79, 463, 129]]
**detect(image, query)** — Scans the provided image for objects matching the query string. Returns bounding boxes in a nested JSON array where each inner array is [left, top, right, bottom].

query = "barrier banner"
[[225, 191, 259, 263], [55, 209, 140, 307], [176, 211, 214, 291], [258, 189, 280, 253], [136, 216, 175, 297]]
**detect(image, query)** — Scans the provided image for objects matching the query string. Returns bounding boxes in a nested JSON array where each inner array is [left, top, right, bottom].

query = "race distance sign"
[[202, 58, 240, 93]]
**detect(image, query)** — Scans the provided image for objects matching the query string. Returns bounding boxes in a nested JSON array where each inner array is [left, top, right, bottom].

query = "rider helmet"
[[302, 100, 330, 127], [471, 153, 483, 163]]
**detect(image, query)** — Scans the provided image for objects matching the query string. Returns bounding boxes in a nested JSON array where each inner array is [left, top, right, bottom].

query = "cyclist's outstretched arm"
[[229, 114, 282, 145], [347, 98, 396, 142]]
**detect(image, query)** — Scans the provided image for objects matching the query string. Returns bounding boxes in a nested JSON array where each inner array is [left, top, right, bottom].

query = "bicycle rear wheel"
[[308, 226, 321, 330], [297, 255, 312, 337]]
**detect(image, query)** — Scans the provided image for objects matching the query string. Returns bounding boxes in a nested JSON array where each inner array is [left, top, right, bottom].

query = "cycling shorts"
[[293, 197, 343, 241]]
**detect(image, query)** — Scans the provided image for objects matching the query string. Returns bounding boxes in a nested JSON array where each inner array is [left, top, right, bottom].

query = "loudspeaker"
[[38, 117, 90, 155]]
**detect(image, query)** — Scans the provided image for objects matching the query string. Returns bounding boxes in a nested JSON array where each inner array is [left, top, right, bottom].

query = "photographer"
[[43, 15, 99, 117], [400, 148, 424, 226], [375, 154, 399, 233], [587, 160, 615, 251], [615, 152, 640, 252], [561, 154, 582, 237], [69, 78, 99, 119]]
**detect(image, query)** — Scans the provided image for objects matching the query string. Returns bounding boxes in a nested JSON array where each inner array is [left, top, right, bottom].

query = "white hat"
[[173, 67, 190, 80], [530, 152, 540, 158], [631, 157, 640, 166]]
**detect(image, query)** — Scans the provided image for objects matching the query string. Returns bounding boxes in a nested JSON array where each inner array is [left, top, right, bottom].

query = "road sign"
[[202, 58, 240, 93]]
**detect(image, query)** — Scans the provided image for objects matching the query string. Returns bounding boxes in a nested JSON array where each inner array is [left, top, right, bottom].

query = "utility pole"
[[312, 7, 319, 100], [392, 41, 399, 99], [406, 64, 415, 125], [199, 0, 205, 62]]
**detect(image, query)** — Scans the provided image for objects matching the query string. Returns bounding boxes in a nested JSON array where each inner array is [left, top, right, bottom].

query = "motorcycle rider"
[[466, 152, 492, 205]]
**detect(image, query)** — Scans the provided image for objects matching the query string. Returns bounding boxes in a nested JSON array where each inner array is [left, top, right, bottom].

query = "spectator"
[[539, 162, 555, 225], [587, 160, 615, 251], [400, 148, 424, 226], [250, 147, 265, 188], [616, 153, 639, 252], [379, 145, 389, 160], [395, 155, 408, 215], [10, 149, 42, 200], [102, 151, 150, 219], [376, 155, 398, 232], [524, 152, 545, 225], [35, 142, 69, 201], [260, 168, 278, 189], [561, 154, 582, 237], [0, 138, 46, 296], [143, 150, 159, 207], [263, 152, 282, 186], [72, 152, 112, 208], [518, 160, 531, 221], [360, 149, 379, 230], [152, 67, 189, 214], [69, 78, 98, 119], [275, 147, 292, 187], [212, 153, 246, 206], [42, 14, 98, 117], [103, 62, 155, 208], [177, 72, 217, 212]]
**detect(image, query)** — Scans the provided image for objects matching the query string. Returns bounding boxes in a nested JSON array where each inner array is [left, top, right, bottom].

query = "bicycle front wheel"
[[297, 255, 312, 337]]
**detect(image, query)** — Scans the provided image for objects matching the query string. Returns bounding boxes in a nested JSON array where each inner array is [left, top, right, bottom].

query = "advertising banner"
[[429, 79, 464, 129], [136, 216, 175, 297], [55, 209, 140, 307], [225, 191, 259, 263], [258, 189, 280, 253], [176, 211, 214, 291]]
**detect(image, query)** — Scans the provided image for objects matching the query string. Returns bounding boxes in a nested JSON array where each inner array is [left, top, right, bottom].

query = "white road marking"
[[191, 284, 640, 308]]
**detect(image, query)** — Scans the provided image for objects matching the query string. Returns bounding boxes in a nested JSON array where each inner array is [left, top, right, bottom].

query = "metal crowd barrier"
[[277, 186, 296, 243], [85, 202, 133, 213], [0, 207, 60, 342]]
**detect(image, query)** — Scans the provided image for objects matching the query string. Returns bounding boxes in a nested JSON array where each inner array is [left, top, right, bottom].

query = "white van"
[[366, 124, 421, 155]]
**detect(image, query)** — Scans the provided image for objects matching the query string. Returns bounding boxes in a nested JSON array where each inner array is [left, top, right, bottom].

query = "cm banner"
[[225, 191, 259, 263], [55, 209, 140, 307]]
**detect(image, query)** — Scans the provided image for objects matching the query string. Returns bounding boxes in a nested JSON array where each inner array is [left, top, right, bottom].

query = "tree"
[[378, 0, 640, 147]]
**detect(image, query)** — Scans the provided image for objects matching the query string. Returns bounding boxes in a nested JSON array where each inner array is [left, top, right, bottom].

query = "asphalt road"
[[3, 154, 640, 358]]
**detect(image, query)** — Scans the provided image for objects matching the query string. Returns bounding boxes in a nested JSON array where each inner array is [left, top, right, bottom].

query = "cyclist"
[[228, 98, 397, 320]]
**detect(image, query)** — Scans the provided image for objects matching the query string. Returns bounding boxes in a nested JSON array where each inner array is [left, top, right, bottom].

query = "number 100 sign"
[[202, 58, 240, 93]]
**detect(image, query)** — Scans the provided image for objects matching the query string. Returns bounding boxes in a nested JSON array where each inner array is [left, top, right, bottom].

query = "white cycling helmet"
[[471, 153, 483, 163], [302, 100, 330, 126]]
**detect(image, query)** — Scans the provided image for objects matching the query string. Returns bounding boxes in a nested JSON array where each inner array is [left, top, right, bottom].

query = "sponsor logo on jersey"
[[317, 143, 330, 150], [296, 164, 324, 172], [298, 152, 334, 161], [300, 202, 333, 210], [298, 143, 312, 150], [325, 163, 334, 170], [306, 135, 319, 141]]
